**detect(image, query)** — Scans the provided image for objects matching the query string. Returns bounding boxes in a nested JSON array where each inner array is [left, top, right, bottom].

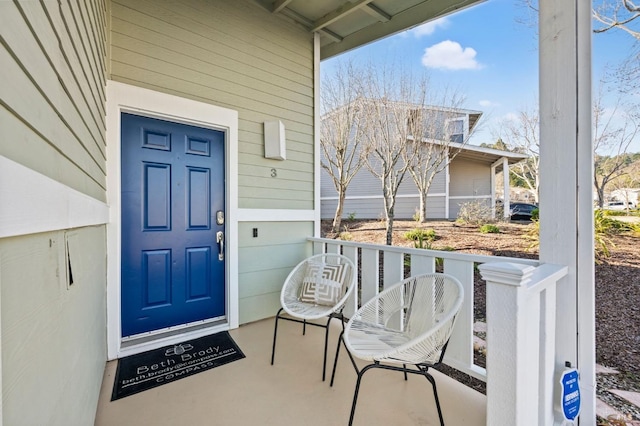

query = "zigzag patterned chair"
[[270, 253, 356, 381]]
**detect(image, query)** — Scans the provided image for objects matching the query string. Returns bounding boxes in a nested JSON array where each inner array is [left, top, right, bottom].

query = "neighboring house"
[[321, 104, 527, 220], [0, 0, 599, 424]]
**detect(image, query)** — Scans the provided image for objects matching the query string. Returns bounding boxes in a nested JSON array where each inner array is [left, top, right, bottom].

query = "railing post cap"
[[478, 262, 537, 286]]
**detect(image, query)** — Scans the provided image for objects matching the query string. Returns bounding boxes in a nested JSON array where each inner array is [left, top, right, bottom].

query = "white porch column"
[[479, 262, 539, 425], [502, 157, 510, 219], [539, 0, 595, 423]]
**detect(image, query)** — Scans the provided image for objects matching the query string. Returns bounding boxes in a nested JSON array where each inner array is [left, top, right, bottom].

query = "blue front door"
[[120, 113, 225, 337]]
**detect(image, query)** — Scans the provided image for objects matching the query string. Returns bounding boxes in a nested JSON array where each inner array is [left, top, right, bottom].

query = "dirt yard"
[[322, 219, 640, 377]]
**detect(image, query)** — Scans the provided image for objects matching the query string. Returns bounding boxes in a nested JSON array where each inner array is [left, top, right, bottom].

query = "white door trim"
[[105, 81, 239, 359]]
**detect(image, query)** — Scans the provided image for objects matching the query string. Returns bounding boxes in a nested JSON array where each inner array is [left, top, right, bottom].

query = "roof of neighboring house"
[[450, 142, 528, 166], [255, 0, 486, 59]]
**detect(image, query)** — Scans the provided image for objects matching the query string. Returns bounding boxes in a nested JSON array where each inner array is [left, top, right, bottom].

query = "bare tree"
[[497, 106, 541, 203], [359, 65, 430, 245], [593, 0, 640, 39], [320, 61, 367, 233], [593, 90, 640, 207], [522, 0, 640, 93], [404, 91, 471, 223]]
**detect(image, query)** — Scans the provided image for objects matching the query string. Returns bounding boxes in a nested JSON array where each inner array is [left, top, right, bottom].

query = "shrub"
[[404, 228, 436, 242], [479, 224, 500, 234], [524, 210, 624, 261], [338, 231, 353, 241], [457, 200, 494, 225], [531, 208, 539, 221], [346, 212, 357, 222]]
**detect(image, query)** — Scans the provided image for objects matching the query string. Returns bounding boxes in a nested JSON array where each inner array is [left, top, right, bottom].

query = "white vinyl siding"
[[109, 0, 315, 210]]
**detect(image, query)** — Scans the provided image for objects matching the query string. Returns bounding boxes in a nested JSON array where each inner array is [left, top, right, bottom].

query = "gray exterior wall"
[[110, 0, 316, 324], [1, 1, 108, 424], [320, 162, 447, 220]]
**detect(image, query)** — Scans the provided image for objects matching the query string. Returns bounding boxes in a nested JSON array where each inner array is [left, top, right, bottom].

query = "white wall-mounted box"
[[264, 120, 286, 160]]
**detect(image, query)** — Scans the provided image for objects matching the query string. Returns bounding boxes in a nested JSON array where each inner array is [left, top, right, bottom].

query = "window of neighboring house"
[[407, 109, 421, 137], [447, 118, 465, 143]]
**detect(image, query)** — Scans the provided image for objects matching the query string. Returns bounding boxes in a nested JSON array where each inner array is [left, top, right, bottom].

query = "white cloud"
[[411, 18, 450, 37], [421, 40, 482, 70], [479, 100, 499, 107], [503, 112, 519, 122]]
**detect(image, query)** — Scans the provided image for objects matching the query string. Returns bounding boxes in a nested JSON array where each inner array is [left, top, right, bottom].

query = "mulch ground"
[[322, 218, 640, 379]]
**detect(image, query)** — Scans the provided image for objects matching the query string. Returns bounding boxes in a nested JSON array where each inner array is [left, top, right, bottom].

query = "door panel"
[[121, 113, 225, 337]]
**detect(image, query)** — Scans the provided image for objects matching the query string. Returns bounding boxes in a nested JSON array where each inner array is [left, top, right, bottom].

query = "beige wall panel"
[[0, 226, 107, 425], [109, 30, 312, 105], [239, 293, 281, 324], [0, 49, 105, 188], [110, 0, 315, 209], [110, 57, 313, 126], [449, 158, 491, 196], [4, 3, 106, 161], [1, 1, 107, 202], [41, 1, 106, 121], [1, 104, 106, 202], [237, 221, 312, 324], [111, 0, 312, 69]]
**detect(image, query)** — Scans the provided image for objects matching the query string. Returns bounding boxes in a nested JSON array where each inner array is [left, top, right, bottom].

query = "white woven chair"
[[271, 253, 356, 381], [330, 273, 464, 426]]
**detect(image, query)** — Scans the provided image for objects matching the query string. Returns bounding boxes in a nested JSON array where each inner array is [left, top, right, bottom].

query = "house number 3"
[[271, 168, 277, 177]]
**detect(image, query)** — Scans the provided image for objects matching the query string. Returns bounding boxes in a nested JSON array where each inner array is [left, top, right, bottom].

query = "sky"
[[321, 0, 640, 152]]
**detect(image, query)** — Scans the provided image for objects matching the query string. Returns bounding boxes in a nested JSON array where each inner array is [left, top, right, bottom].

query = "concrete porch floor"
[[95, 317, 486, 425]]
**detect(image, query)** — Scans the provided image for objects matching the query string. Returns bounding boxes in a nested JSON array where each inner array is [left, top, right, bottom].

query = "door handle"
[[216, 231, 224, 261]]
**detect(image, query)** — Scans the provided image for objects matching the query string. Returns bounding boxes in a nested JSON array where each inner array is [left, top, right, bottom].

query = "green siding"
[[0, 226, 107, 425], [238, 221, 313, 324], [109, 0, 316, 210], [1, 1, 107, 202]]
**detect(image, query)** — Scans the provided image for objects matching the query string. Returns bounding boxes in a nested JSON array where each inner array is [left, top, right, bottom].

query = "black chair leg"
[[270, 308, 284, 365], [322, 315, 334, 381], [348, 363, 377, 426], [424, 372, 445, 426]]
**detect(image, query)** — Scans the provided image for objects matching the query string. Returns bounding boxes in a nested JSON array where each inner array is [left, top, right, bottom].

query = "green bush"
[[531, 208, 539, 221], [479, 224, 500, 234], [404, 228, 436, 242], [525, 210, 628, 260]]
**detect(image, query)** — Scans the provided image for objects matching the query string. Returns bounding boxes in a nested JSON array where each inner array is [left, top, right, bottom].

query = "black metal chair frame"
[[331, 330, 451, 426], [271, 308, 346, 381]]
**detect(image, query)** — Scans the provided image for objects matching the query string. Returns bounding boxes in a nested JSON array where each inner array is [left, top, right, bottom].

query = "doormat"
[[111, 331, 245, 401]]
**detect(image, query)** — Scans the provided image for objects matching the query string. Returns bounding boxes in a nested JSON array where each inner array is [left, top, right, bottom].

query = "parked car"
[[603, 201, 635, 211], [509, 202, 538, 221]]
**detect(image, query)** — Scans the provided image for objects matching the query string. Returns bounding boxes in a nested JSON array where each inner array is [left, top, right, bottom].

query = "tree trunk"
[[419, 190, 427, 222], [332, 189, 346, 233]]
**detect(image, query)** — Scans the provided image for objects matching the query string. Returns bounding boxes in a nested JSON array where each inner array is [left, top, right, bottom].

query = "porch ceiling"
[[255, 0, 486, 59]]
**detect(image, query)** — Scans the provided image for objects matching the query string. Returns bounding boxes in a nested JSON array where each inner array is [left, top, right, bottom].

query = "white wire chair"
[[330, 273, 464, 426], [271, 253, 356, 381]]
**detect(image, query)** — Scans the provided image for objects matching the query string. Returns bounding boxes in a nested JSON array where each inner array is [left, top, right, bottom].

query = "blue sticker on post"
[[560, 367, 581, 421]]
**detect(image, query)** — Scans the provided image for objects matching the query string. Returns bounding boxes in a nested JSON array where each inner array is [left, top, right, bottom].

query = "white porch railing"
[[309, 237, 568, 425]]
